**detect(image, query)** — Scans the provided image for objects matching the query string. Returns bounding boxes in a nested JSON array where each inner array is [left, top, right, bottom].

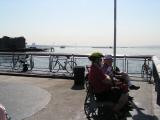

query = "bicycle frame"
[[50, 56, 77, 74], [11, 54, 34, 72], [55, 59, 68, 70], [141, 59, 152, 81]]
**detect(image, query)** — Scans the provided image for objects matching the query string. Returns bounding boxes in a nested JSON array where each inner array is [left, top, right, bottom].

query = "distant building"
[[0, 36, 26, 50]]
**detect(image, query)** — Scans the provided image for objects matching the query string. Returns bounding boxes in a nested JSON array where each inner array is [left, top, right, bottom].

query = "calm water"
[[1, 46, 160, 74], [51, 46, 160, 57], [43, 46, 160, 74]]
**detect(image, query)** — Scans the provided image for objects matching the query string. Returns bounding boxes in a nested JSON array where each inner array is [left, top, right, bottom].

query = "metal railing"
[[0, 52, 153, 78], [152, 56, 160, 106], [1, 52, 160, 105]]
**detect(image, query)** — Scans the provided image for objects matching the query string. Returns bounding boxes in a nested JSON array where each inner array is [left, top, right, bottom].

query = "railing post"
[[12, 53, 15, 70], [124, 55, 127, 72], [126, 59, 128, 73], [30, 54, 34, 70]]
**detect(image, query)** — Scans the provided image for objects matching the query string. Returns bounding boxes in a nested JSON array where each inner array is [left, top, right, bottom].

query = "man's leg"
[[112, 93, 129, 112], [118, 73, 140, 90]]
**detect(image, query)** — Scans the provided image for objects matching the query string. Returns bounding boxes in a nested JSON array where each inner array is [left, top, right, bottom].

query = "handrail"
[[0, 52, 153, 76], [152, 56, 160, 90], [0, 52, 153, 58], [1, 52, 159, 105], [151, 56, 160, 106]]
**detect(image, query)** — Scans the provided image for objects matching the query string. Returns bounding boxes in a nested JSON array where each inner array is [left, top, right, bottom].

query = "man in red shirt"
[[88, 52, 128, 112]]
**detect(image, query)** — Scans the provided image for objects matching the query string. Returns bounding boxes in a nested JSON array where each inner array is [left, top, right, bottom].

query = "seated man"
[[88, 52, 128, 112], [101, 55, 140, 90]]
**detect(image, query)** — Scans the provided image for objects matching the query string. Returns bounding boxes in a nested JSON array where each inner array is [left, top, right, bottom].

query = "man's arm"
[[102, 74, 113, 85]]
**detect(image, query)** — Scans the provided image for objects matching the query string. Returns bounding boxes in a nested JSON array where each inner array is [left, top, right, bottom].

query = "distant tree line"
[[0, 36, 26, 51]]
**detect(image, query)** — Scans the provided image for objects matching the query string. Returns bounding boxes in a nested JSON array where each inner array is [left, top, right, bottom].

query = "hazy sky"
[[0, 0, 160, 46]]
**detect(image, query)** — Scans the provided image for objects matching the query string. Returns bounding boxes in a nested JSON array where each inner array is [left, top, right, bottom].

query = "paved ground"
[[0, 75, 160, 120], [0, 82, 50, 120], [128, 77, 160, 120]]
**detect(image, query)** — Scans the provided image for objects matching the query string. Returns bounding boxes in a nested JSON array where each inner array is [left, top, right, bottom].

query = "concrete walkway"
[[0, 75, 160, 120], [128, 77, 160, 120]]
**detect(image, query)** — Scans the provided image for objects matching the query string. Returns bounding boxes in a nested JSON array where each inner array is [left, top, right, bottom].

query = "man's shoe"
[[129, 85, 140, 90]]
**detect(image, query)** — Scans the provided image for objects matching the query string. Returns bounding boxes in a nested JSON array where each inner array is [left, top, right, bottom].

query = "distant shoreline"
[[27, 45, 160, 49]]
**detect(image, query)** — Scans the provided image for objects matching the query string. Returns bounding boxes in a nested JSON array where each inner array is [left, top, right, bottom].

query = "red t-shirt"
[[88, 64, 111, 93]]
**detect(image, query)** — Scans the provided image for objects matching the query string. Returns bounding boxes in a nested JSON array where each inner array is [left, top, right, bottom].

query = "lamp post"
[[113, 0, 117, 70]]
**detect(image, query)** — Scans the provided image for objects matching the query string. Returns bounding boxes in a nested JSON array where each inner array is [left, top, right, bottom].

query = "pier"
[[0, 52, 160, 120], [0, 75, 160, 120], [0, 52, 153, 78]]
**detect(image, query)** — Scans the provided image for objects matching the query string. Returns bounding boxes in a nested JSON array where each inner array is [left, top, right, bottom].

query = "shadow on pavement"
[[132, 102, 158, 120], [71, 84, 85, 90]]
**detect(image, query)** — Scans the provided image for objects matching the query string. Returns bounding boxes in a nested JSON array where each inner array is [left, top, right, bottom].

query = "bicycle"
[[141, 59, 152, 81], [49, 56, 77, 74], [11, 55, 34, 72]]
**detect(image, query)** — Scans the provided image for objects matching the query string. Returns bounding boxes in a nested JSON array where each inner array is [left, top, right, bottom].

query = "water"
[[1, 46, 160, 74], [51, 46, 160, 57], [42, 46, 160, 74]]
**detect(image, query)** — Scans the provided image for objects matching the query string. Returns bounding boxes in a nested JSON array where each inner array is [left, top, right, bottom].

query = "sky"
[[0, 0, 160, 47]]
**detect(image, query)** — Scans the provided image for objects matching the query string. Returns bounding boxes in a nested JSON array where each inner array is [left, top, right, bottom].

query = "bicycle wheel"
[[11, 56, 19, 70], [52, 60, 60, 73], [65, 61, 77, 74], [14, 61, 23, 71], [141, 64, 150, 79], [84, 91, 98, 119]]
